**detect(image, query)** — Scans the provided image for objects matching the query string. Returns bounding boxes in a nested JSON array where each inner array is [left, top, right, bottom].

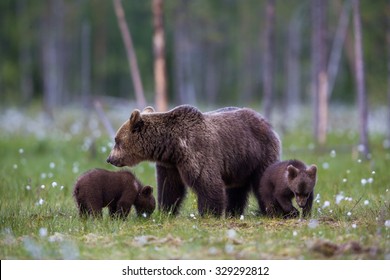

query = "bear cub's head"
[[135, 185, 156, 217], [286, 164, 317, 208]]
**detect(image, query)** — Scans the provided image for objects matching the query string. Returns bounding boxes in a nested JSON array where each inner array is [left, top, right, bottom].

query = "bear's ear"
[[287, 165, 299, 181], [140, 185, 153, 197], [129, 109, 143, 133], [307, 164, 317, 179], [142, 106, 155, 113]]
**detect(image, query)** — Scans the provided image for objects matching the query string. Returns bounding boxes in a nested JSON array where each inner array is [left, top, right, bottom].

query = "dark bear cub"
[[73, 169, 156, 219], [259, 159, 317, 219]]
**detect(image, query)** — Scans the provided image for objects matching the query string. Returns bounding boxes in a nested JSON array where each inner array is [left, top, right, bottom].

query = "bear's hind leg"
[[157, 164, 187, 215], [226, 186, 250, 217], [194, 178, 225, 217]]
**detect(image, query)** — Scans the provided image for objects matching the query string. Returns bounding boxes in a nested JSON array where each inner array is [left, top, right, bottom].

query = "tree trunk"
[[387, 0, 390, 143], [41, 0, 65, 118], [113, 0, 146, 109], [152, 0, 168, 112], [352, 0, 369, 158], [311, 0, 328, 145], [81, 21, 91, 108], [173, 0, 196, 105], [284, 9, 302, 115], [262, 0, 275, 120], [327, 0, 351, 98]]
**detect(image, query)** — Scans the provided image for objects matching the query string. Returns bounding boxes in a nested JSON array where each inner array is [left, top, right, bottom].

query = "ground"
[[0, 105, 389, 259]]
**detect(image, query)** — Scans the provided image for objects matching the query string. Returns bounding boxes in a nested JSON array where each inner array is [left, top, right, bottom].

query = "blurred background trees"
[[0, 1, 388, 128]]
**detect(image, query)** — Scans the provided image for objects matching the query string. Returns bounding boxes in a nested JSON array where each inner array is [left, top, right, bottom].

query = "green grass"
[[0, 114, 389, 259]]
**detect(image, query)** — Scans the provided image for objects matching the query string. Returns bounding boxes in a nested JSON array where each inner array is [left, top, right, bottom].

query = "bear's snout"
[[106, 155, 122, 167]]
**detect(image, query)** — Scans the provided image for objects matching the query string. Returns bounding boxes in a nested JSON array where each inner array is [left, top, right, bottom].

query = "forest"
[[1, 0, 389, 106]]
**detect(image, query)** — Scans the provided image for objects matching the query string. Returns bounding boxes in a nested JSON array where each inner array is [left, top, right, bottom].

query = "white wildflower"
[[227, 229, 237, 239], [39, 228, 48, 237], [322, 162, 329, 169], [308, 219, 319, 229], [322, 201, 330, 208]]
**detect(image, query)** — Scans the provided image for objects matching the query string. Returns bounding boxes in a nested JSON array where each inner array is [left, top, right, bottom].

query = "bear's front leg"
[[156, 164, 187, 215], [302, 192, 314, 218], [276, 196, 299, 219]]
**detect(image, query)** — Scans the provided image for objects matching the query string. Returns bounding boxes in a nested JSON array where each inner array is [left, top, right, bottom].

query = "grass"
[[0, 107, 389, 259]]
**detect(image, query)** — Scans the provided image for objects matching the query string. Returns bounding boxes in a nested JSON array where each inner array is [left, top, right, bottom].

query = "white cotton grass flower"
[[342, 178, 347, 183], [364, 200, 369, 205], [40, 184, 45, 189], [13, 164, 18, 169], [352, 223, 357, 229], [292, 231, 298, 237], [224, 244, 234, 254], [240, 215, 244, 220], [51, 182, 57, 188], [19, 148, 24, 154], [330, 150, 336, 158], [39, 228, 48, 237], [49, 162, 55, 169], [347, 211, 352, 217], [385, 220, 390, 228], [227, 229, 237, 239], [335, 193, 344, 204], [308, 219, 319, 229], [26, 185, 31, 191], [322, 201, 330, 209], [36, 198, 44, 206], [322, 162, 329, 169], [361, 178, 368, 186], [208, 247, 218, 255]]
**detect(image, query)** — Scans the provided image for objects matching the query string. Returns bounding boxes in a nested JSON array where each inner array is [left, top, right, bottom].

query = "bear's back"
[[74, 169, 138, 204]]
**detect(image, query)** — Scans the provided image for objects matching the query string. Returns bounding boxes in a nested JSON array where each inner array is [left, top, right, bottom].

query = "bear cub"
[[73, 168, 156, 219], [259, 159, 317, 219]]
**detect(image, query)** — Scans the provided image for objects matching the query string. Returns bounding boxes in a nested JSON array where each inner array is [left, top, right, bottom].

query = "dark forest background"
[[1, 0, 389, 154]]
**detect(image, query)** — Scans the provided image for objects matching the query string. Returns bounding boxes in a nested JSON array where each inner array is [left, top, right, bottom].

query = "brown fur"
[[107, 105, 281, 217], [73, 169, 156, 218], [258, 159, 317, 218]]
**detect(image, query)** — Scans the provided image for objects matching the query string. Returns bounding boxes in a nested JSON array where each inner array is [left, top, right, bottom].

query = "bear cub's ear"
[[306, 164, 317, 179], [142, 106, 155, 113], [130, 110, 143, 133], [287, 165, 299, 181], [139, 185, 153, 197]]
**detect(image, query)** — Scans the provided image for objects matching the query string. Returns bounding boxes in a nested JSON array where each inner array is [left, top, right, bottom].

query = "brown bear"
[[73, 168, 156, 218], [258, 159, 317, 218], [107, 105, 281, 217]]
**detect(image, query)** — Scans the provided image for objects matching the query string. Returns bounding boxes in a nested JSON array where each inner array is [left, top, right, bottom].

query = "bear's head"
[[286, 164, 317, 208], [107, 107, 155, 167], [134, 185, 156, 217]]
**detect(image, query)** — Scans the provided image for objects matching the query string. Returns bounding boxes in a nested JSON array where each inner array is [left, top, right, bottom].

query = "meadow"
[[0, 105, 389, 259]]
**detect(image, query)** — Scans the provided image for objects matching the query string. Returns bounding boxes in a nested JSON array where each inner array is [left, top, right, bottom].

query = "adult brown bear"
[[107, 105, 281, 217]]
